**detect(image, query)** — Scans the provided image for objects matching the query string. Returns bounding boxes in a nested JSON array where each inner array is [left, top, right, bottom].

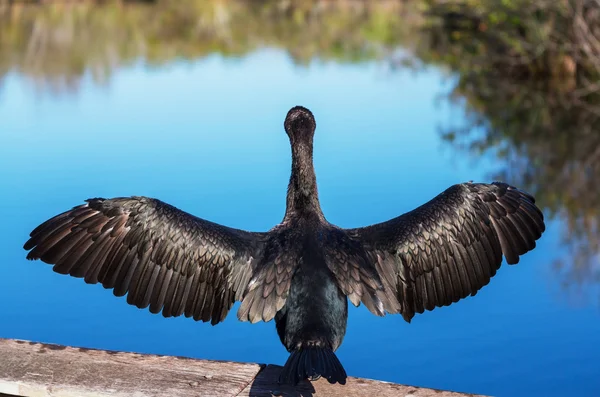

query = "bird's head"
[[284, 106, 316, 145]]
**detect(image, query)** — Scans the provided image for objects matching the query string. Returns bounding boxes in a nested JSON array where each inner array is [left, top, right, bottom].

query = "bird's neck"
[[284, 142, 324, 222]]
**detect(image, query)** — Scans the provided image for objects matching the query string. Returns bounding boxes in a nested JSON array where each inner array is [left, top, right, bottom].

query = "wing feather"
[[24, 196, 266, 325], [346, 182, 545, 322]]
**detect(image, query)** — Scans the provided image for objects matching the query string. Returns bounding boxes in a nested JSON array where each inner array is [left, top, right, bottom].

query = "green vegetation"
[[2, 0, 599, 299]]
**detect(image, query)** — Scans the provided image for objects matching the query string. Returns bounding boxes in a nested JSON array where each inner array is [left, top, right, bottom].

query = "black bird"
[[24, 106, 545, 386]]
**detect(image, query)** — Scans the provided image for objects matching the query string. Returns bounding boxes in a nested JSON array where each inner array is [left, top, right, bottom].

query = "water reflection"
[[0, 0, 417, 94]]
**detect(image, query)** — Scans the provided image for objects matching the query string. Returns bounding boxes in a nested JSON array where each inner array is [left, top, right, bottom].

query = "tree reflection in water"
[[0, 0, 416, 94]]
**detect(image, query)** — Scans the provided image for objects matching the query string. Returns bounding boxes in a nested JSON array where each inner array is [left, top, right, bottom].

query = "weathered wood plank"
[[240, 364, 485, 397], [0, 338, 261, 397], [0, 338, 486, 397]]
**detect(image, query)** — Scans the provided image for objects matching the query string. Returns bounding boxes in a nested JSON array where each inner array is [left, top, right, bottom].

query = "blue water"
[[1, 50, 599, 397]]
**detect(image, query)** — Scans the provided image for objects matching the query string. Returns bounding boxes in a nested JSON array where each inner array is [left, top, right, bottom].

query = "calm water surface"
[[1, 50, 599, 396]]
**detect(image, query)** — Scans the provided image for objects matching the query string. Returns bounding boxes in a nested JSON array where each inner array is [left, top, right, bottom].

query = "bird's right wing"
[[345, 182, 545, 322], [24, 196, 267, 325]]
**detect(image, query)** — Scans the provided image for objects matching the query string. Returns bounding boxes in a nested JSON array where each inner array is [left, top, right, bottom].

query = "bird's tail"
[[278, 346, 347, 385]]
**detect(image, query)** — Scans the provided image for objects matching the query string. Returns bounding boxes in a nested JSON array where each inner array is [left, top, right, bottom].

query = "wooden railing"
[[0, 338, 485, 397]]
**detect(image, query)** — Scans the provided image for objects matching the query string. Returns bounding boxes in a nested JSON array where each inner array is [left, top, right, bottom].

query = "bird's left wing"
[[344, 182, 545, 322], [24, 197, 266, 325]]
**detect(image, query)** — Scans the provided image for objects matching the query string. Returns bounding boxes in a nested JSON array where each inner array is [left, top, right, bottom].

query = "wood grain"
[[0, 338, 486, 397], [0, 338, 260, 397]]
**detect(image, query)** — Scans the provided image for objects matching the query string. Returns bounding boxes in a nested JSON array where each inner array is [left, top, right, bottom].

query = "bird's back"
[[271, 222, 349, 348]]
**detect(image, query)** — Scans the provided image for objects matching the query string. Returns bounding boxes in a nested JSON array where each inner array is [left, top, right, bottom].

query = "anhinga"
[[24, 106, 545, 386]]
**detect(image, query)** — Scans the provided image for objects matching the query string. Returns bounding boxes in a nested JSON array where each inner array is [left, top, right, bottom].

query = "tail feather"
[[279, 346, 347, 385]]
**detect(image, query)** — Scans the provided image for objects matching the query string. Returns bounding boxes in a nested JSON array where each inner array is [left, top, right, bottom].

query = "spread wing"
[[24, 197, 266, 325], [345, 182, 545, 322]]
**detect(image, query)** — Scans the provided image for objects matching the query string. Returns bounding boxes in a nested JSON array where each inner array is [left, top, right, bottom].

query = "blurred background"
[[1, 1, 599, 396]]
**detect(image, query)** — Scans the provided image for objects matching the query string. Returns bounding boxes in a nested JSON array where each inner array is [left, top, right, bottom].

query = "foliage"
[[420, 0, 600, 83]]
